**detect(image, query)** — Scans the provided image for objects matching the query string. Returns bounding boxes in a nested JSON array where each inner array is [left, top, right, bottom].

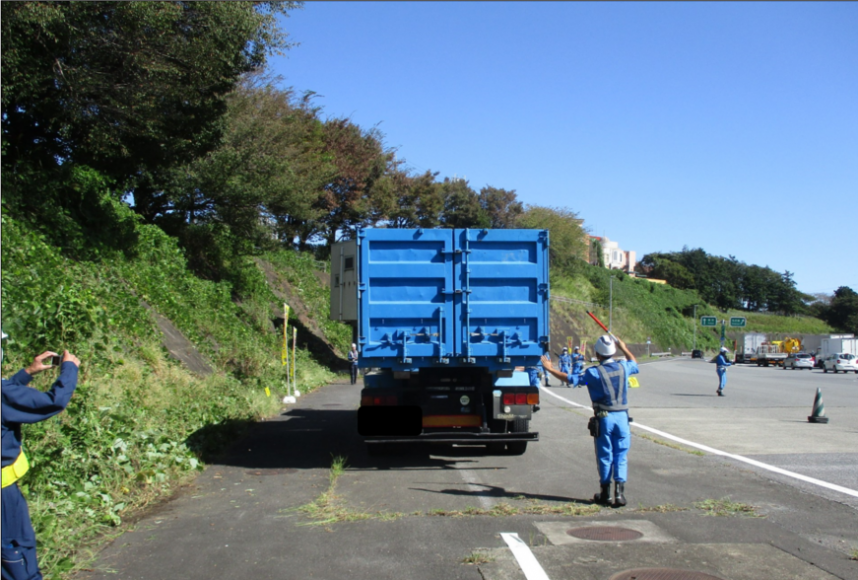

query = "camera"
[[48, 355, 62, 367]]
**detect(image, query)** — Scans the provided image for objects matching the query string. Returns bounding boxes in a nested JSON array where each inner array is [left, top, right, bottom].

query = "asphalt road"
[[76, 358, 858, 580]]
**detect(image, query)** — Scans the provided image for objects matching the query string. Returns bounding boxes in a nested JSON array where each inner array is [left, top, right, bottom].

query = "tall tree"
[[2, 1, 299, 217], [438, 178, 489, 228], [478, 186, 523, 229], [519, 205, 587, 272], [311, 118, 390, 248], [826, 286, 858, 334]]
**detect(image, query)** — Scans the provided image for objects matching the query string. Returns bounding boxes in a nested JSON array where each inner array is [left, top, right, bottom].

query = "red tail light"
[[503, 393, 515, 405], [515, 393, 527, 405]]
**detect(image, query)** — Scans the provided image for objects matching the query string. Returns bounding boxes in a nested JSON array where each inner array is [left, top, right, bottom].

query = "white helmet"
[[720, 346, 728, 352], [594, 335, 616, 357]]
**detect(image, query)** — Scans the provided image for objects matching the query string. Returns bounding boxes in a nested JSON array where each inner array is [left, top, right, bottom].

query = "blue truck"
[[330, 227, 549, 454]]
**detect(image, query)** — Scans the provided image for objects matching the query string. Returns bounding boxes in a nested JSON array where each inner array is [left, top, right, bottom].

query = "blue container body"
[[355, 228, 549, 372]]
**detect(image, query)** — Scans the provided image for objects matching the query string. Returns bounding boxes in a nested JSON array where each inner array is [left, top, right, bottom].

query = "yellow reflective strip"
[[1, 451, 29, 488]]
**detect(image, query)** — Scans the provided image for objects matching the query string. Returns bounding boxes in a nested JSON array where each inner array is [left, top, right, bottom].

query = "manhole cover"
[[608, 569, 725, 580], [245, 469, 297, 476], [566, 526, 643, 541]]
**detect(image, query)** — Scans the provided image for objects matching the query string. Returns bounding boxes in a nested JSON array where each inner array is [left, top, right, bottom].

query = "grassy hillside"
[[0, 201, 349, 577], [550, 264, 833, 356]]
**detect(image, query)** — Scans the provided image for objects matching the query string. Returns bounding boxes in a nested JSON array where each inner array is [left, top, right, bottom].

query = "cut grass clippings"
[[636, 432, 705, 456], [427, 502, 600, 518], [694, 497, 763, 518], [288, 456, 404, 526]]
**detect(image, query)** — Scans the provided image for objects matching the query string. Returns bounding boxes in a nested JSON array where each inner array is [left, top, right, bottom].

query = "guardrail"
[[651, 352, 672, 357]]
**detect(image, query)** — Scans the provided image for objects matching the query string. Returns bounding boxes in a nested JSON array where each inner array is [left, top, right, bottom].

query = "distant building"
[[590, 236, 636, 274]]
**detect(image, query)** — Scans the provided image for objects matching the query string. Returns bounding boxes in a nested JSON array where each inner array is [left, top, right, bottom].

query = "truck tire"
[[505, 418, 529, 455]]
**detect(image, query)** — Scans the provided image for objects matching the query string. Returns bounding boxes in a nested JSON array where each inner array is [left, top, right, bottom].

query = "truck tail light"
[[361, 395, 397, 406], [515, 393, 527, 405], [503, 393, 515, 405], [527, 393, 539, 405]]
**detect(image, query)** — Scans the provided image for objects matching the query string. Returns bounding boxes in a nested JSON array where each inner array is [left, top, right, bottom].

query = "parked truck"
[[330, 228, 549, 455], [815, 334, 857, 368], [751, 343, 788, 367], [735, 332, 766, 363]]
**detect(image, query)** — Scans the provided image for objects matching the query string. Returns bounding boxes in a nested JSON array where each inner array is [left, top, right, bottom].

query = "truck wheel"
[[505, 418, 529, 455]]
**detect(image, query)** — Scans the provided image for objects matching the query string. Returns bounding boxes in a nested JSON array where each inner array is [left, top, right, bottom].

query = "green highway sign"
[[730, 317, 747, 327], [700, 316, 717, 327]]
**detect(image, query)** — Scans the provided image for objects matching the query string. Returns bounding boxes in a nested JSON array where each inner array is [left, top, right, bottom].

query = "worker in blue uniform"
[[348, 343, 359, 385], [570, 346, 586, 388], [540, 352, 552, 387], [2, 334, 80, 580], [715, 346, 731, 397], [558, 348, 572, 386], [542, 334, 638, 507]]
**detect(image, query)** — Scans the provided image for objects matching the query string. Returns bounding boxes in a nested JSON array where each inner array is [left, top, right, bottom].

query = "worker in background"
[[715, 346, 731, 397], [558, 348, 572, 386], [540, 352, 552, 387], [348, 343, 359, 385], [570, 346, 586, 388], [542, 334, 638, 508], [2, 332, 80, 580]]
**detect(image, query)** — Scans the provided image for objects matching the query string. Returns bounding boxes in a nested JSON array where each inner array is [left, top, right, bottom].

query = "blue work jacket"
[[581, 359, 639, 411], [2, 363, 79, 468]]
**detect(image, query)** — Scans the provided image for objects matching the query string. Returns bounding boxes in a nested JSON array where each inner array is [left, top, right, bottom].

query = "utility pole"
[[693, 304, 697, 350], [609, 275, 615, 332]]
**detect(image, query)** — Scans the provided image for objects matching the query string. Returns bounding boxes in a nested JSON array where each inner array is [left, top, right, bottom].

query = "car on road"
[[784, 352, 814, 370], [822, 353, 858, 373], [691, 349, 703, 359]]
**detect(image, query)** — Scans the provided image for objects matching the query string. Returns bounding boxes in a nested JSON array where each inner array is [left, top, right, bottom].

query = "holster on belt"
[[587, 416, 600, 438]]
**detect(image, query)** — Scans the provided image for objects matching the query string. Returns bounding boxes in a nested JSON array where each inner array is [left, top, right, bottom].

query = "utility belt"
[[1, 451, 30, 488], [717, 366, 728, 372], [587, 410, 632, 438]]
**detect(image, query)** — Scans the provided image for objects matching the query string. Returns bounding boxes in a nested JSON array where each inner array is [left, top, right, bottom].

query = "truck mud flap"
[[358, 406, 422, 437], [364, 431, 539, 445]]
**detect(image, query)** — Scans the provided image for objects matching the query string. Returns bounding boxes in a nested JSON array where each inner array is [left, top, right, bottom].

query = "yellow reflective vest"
[[1, 451, 30, 488]]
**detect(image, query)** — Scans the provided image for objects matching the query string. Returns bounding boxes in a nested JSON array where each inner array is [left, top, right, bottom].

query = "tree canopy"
[[638, 248, 812, 314]]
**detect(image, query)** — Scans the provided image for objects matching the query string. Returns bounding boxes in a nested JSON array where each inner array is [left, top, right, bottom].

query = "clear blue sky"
[[269, 2, 857, 297]]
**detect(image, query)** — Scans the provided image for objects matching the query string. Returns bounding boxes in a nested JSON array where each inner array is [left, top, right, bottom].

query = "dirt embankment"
[[254, 258, 348, 371]]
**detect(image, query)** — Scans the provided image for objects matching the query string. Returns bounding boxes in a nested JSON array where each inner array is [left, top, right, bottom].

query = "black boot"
[[614, 482, 626, 507], [593, 484, 612, 506]]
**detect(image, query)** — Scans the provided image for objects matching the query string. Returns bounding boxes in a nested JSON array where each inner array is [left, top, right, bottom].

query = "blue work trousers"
[[717, 368, 727, 391], [2, 485, 41, 580], [570, 365, 584, 387], [594, 411, 630, 485]]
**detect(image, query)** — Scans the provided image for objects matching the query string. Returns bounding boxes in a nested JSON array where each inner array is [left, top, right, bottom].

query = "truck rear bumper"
[[364, 431, 539, 445]]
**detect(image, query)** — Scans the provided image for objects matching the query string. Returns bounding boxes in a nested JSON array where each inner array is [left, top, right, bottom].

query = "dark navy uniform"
[[2, 363, 78, 580]]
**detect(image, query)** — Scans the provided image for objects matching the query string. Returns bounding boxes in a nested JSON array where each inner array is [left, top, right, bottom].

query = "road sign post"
[[729, 317, 747, 328], [700, 316, 717, 327]]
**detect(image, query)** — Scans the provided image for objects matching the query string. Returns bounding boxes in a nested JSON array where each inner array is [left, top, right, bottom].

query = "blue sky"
[[269, 2, 857, 297]]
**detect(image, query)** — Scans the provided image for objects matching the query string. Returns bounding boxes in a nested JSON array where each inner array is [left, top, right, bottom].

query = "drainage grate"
[[566, 526, 643, 541], [608, 569, 725, 580]]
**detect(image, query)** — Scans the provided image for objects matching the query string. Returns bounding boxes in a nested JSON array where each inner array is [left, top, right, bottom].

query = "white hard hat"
[[562, 347, 568, 351], [720, 346, 728, 352], [351, 343, 357, 349], [594, 335, 616, 357], [574, 345, 580, 350]]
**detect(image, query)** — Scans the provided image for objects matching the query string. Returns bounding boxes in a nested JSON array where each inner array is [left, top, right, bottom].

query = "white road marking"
[[500, 532, 551, 580], [540, 387, 858, 499], [458, 467, 493, 510]]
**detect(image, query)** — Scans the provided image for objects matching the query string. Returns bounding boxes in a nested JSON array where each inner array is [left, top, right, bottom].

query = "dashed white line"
[[500, 532, 551, 580], [540, 387, 858, 499]]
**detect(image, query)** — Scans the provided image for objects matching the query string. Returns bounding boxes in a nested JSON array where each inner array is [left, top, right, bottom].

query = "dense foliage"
[[637, 248, 812, 315]]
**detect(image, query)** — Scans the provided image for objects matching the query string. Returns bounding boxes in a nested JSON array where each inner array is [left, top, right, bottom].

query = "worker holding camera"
[[2, 333, 80, 580]]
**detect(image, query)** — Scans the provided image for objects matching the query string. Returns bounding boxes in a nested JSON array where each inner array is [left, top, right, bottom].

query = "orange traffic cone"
[[807, 388, 829, 424]]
